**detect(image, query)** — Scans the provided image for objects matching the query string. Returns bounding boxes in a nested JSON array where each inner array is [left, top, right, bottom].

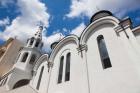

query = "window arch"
[[29, 54, 36, 64], [21, 52, 29, 62], [65, 53, 71, 81], [58, 56, 64, 83], [97, 35, 112, 69], [36, 66, 44, 90]]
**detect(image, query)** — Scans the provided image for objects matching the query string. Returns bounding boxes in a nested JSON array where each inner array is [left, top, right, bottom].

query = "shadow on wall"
[[13, 79, 30, 89]]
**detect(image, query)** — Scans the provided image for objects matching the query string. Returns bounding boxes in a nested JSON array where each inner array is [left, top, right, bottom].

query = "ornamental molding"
[[114, 25, 124, 33], [114, 25, 129, 38], [77, 44, 88, 53], [47, 61, 53, 68], [47, 61, 53, 72]]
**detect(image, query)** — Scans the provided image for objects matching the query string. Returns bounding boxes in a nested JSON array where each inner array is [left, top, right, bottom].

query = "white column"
[[77, 44, 90, 93]]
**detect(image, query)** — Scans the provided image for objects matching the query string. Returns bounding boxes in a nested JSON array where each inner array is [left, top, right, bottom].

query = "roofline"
[[132, 25, 140, 33]]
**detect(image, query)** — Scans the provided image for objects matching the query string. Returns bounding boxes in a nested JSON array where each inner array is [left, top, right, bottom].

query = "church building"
[[0, 10, 140, 93]]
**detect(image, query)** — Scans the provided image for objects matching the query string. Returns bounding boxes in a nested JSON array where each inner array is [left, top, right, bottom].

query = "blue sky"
[[0, 0, 140, 51]]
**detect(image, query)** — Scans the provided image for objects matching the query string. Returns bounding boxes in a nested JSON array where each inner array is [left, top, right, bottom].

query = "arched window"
[[35, 39, 40, 47], [58, 56, 64, 83], [97, 35, 112, 69], [21, 52, 29, 62], [36, 66, 44, 90], [29, 54, 36, 64], [30, 37, 34, 46], [65, 53, 71, 81]]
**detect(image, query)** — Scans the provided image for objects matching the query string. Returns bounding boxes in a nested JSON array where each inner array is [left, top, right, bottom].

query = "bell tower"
[[26, 26, 43, 49], [6, 26, 44, 90]]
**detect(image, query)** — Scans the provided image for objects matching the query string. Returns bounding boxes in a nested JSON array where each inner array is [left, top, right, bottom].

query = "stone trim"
[[0, 68, 14, 81], [114, 25, 129, 38], [47, 62, 53, 68], [114, 25, 124, 33], [77, 44, 88, 53], [47, 61, 53, 72], [119, 18, 131, 29]]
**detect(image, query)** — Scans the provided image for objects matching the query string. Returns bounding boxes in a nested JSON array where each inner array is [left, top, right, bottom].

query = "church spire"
[[34, 25, 43, 40], [26, 25, 44, 49]]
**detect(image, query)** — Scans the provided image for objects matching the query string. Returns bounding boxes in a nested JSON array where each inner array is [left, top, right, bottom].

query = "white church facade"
[[1, 10, 140, 93]]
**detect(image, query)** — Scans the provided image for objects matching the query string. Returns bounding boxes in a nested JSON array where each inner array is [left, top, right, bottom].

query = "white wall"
[[135, 33, 140, 44], [6, 68, 31, 90], [48, 42, 89, 93], [30, 61, 49, 93], [85, 23, 140, 93], [14, 48, 41, 72]]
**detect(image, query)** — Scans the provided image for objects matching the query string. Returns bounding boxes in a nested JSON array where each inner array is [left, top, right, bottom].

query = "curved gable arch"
[[49, 35, 79, 62], [80, 16, 120, 44], [33, 54, 49, 72]]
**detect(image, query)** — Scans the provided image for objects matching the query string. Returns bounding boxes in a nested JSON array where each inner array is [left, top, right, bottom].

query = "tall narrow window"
[[97, 35, 112, 69], [36, 66, 44, 90], [35, 39, 40, 47], [29, 54, 36, 64], [30, 37, 34, 46], [65, 53, 71, 81], [58, 56, 64, 83], [21, 52, 28, 62]]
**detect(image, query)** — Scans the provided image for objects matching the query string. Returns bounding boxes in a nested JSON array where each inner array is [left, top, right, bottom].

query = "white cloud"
[[66, 0, 140, 18], [0, 0, 53, 53], [71, 23, 86, 37], [0, 17, 10, 26], [0, 0, 50, 45], [63, 28, 68, 32]]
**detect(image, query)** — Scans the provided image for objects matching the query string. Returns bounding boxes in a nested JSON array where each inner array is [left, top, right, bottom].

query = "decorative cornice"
[[47, 61, 53, 72], [119, 18, 131, 29], [49, 35, 79, 62], [47, 61, 53, 68], [80, 16, 119, 44], [114, 25, 129, 38], [77, 44, 88, 53], [114, 18, 131, 35], [114, 25, 124, 33]]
